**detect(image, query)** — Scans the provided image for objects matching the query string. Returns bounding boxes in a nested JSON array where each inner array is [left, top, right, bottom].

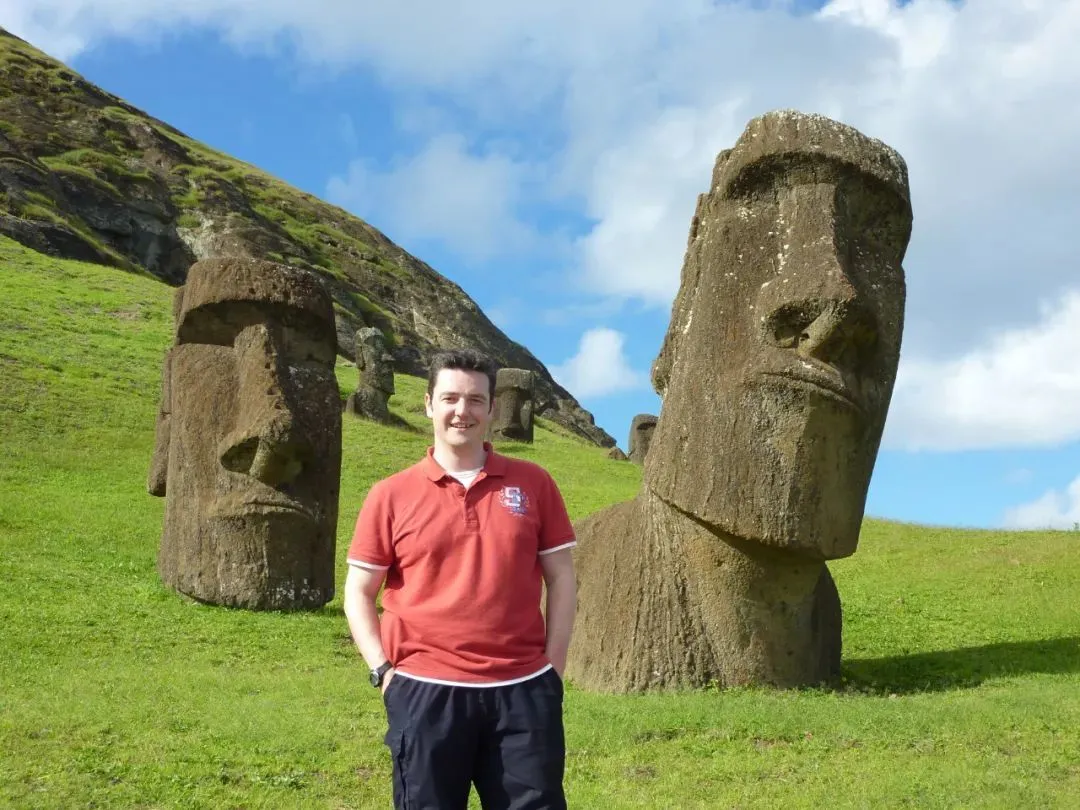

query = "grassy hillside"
[[1, 235, 1078, 808], [0, 27, 616, 448]]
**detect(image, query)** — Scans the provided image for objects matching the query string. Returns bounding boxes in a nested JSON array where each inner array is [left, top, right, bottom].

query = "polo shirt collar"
[[422, 442, 509, 482]]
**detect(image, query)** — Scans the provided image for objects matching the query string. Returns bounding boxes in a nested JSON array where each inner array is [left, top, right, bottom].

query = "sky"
[[3, 0, 1080, 530]]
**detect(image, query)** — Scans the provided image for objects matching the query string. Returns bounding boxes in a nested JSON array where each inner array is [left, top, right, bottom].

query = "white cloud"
[[550, 328, 648, 399], [326, 134, 537, 263], [885, 291, 1080, 451], [574, 102, 744, 304], [1003, 475, 1080, 529]]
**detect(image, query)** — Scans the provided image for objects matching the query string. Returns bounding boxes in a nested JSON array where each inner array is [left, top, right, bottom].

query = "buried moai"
[[345, 327, 395, 422], [489, 367, 535, 443], [147, 257, 342, 610], [567, 111, 912, 691], [628, 414, 658, 465], [607, 446, 629, 461]]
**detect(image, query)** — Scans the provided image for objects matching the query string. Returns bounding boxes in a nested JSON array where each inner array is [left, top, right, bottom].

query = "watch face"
[[369, 669, 381, 687]]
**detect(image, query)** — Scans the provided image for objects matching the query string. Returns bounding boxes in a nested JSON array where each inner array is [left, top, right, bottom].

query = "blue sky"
[[4, 0, 1080, 529]]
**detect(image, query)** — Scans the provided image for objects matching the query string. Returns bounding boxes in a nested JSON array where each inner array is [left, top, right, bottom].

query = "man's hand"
[[381, 667, 397, 695], [541, 548, 577, 677]]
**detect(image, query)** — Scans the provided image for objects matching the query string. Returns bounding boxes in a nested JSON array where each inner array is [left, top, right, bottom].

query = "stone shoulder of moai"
[[148, 257, 342, 610], [567, 110, 912, 692]]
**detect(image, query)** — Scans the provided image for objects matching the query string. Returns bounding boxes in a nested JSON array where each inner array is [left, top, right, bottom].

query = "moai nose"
[[762, 183, 877, 375], [218, 323, 309, 486]]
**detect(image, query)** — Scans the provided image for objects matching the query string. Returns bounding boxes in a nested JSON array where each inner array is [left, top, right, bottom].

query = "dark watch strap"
[[370, 661, 393, 688]]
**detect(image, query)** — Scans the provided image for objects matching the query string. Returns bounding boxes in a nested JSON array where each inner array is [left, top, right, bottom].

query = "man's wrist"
[[369, 660, 394, 688]]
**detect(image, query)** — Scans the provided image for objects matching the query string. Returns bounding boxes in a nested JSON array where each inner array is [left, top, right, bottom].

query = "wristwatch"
[[369, 661, 393, 688]]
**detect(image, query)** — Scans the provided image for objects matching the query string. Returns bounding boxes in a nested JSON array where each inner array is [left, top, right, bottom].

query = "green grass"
[[1, 235, 1078, 808]]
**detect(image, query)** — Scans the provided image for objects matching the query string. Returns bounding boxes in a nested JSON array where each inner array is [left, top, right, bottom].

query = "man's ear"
[[147, 349, 173, 496], [424, 392, 433, 418]]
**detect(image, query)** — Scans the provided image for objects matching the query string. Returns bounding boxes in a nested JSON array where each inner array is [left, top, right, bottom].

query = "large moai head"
[[628, 414, 658, 465], [645, 111, 911, 561], [489, 368, 535, 442], [148, 257, 342, 609], [356, 326, 395, 396]]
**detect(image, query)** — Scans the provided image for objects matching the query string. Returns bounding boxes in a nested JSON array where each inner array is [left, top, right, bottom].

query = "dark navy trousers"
[[382, 668, 567, 810]]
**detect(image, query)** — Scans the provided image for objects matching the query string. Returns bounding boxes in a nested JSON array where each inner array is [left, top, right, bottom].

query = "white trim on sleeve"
[[538, 540, 577, 556], [347, 558, 390, 571]]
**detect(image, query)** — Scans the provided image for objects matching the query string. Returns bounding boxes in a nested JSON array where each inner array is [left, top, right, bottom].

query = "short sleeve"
[[346, 481, 395, 570], [537, 471, 576, 555]]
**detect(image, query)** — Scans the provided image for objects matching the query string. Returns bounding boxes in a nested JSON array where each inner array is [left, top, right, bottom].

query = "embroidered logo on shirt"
[[498, 486, 530, 516]]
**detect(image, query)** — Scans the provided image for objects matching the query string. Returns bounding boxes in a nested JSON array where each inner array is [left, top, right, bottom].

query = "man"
[[343, 349, 577, 810]]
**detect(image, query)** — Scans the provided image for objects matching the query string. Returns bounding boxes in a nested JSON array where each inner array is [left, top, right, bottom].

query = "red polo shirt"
[[347, 445, 576, 684]]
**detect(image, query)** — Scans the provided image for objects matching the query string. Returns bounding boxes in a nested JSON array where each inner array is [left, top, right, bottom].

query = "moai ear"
[[147, 348, 173, 497]]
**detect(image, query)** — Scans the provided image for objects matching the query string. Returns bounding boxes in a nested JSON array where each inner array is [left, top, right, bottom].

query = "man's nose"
[[761, 183, 875, 371], [219, 323, 309, 486]]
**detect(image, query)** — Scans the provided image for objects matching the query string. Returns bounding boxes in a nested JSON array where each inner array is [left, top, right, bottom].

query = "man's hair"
[[427, 349, 498, 402]]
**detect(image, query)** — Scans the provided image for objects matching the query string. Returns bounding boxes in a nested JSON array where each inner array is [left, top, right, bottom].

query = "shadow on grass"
[[344, 410, 425, 434], [843, 636, 1080, 693]]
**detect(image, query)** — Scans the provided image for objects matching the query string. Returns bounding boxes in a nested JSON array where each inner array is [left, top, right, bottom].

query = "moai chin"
[[627, 414, 658, 465], [568, 110, 912, 691], [345, 327, 395, 422], [147, 257, 342, 610], [489, 368, 535, 443]]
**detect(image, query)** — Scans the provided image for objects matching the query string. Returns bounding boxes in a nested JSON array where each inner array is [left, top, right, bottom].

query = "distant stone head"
[[489, 368, 535, 443], [628, 414, 658, 465]]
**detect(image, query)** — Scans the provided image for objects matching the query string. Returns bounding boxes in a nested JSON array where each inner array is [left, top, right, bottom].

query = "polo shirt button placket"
[[463, 485, 479, 531]]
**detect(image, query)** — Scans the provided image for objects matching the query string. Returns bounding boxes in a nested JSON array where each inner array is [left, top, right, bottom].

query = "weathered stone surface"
[[148, 257, 342, 610], [345, 327, 395, 422], [489, 368, 535, 443], [628, 414, 658, 465], [607, 447, 629, 461], [568, 110, 911, 691], [0, 27, 615, 448]]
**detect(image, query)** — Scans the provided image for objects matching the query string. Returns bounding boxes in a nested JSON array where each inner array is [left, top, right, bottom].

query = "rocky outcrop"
[[0, 27, 614, 447]]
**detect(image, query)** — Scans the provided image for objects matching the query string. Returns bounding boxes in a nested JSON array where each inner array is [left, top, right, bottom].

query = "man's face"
[[645, 154, 910, 560], [425, 368, 493, 452], [154, 299, 341, 607]]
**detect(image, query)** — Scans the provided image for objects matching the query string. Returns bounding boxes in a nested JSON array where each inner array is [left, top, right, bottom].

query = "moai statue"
[[628, 414, 658, 465], [607, 447, 629, 461], [568, 111, 911, 691], [148, 257, 342, 610], [489, 367, 535, 443], [345, 327, 395, 422]]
